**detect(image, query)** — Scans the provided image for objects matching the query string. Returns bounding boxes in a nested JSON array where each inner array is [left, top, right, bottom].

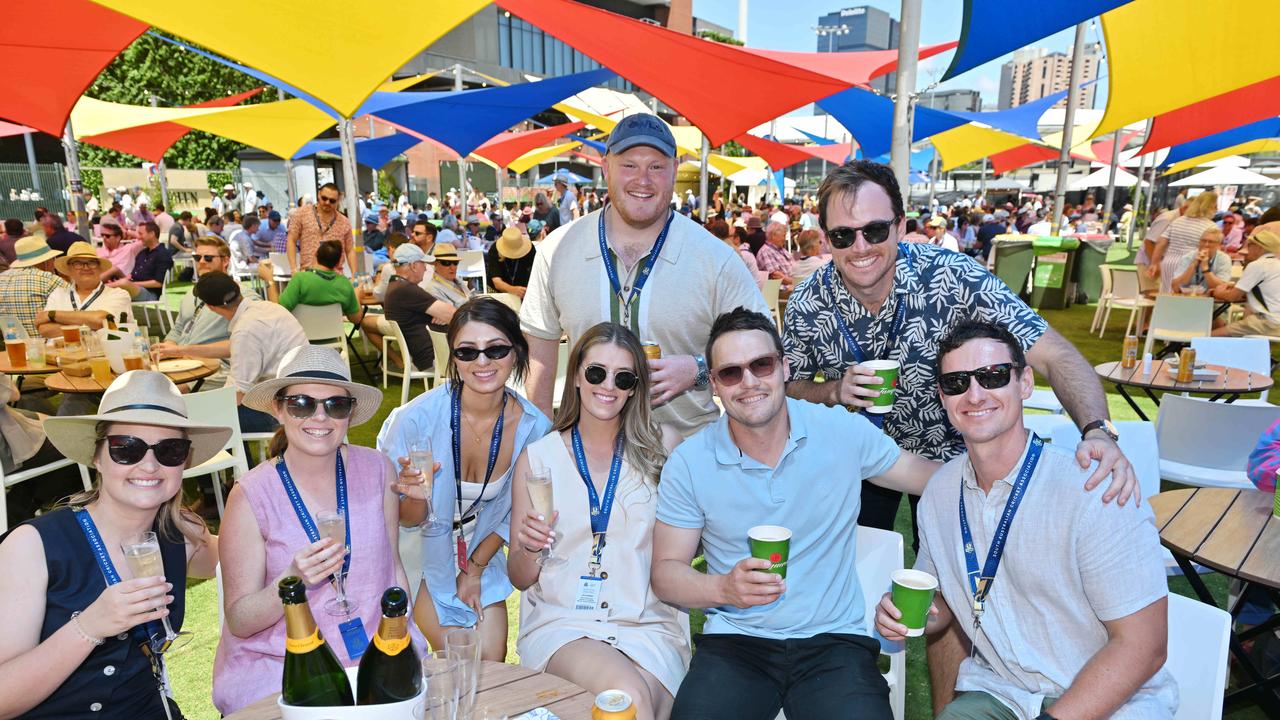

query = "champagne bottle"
[[279, 576, 354, 707], [356, 586, 422, 705]]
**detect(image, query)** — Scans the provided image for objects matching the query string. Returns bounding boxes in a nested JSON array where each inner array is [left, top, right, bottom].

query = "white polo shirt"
[[1237, 254, 1280, 322], [43, 283, 133, 322]]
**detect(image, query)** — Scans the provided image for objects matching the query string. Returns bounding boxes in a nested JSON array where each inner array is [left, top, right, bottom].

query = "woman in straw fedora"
[[0, 370, 231, 718], [212, 345, 420, 715], [485, 225, 537, 299]]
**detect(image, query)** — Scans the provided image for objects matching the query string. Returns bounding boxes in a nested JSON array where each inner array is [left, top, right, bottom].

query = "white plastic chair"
[[855, 525, 907, 720], [381, 319, 435, 405], [1090, 264, 1115, 334], [1025, 388, 1065, 414], [1156, 394, 1280, 488], [268, 251, 292, 279], [457, 249, 487, 293], [1166, 593, 1230, 720], [481, 292, 522, 313], [181, 386, 250, 520], [215, 562, 225, 629], [762, 278, 782, 331], [131, 268, 172, 334], [1049, 420, 1160, 501], [1023, 413, 1077, 442], [1142, 295, 1213, 358], [430, 327, 451, 383], [0, 456, 92, 534], [1098, 267, 1155, 338], [1190, 336, 1273, 404], [290, 303, 348, 365]]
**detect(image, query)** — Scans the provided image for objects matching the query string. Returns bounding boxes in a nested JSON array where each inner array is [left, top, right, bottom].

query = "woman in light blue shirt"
[[377, 297, 550, 659]]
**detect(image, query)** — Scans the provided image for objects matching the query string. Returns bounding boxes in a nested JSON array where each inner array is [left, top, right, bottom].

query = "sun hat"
[[605, 113, 677, 157], [11, 235, 61, 268], [432, 242, 460, 262], [222, 183, 235, 191], [496, 226, 532, 260], [55, 241, 112, 274], [746, 215, 763, 229], [242, 345, 382, 427], [363, 212, 378, 225], [926, 216, 947, 229], [393, 243, 428, 265], [1248, 229, 1280, 255], [44, 371, 233, 467]]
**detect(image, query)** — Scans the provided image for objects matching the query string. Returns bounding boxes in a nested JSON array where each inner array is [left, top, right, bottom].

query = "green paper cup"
[[863, 359, 900, 414], [1273, 472, 1280, 518], [891, 569, 938, 637], [748, 525, 791, 578]]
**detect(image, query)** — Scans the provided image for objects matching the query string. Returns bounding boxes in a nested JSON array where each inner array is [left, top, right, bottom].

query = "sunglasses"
[[938, 363, 1023, 396], [712, 354, 781, 386], [827, 219, 897, 249], [318, 196, 339, 205], [435, 259, 459, 267], [451, 345, 513, 362], [103, 435, 192, 467], [193, 254, 222, 262], [584, 364, 638, 391], [277, 393, 357, 420]]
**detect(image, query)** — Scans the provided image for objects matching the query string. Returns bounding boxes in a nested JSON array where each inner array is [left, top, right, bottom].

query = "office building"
[[815, 6, 899, 94], [919, 89, 981, 113], [997, 44, 1100, 110]]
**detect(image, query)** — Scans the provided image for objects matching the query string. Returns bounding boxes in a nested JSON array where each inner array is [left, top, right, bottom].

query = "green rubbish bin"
[[991, 235, 1035, 298], [1070, 234, 1115, 304], [1028, 235, 1081, 310]]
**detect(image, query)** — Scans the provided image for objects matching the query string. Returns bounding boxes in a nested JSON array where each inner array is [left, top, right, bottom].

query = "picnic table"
[[1094, 360, 1272, 421]]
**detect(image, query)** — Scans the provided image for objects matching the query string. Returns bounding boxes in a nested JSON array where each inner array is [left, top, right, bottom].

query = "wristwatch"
[[693, 354, 710, 389], [1080, 419, 1119, 442]]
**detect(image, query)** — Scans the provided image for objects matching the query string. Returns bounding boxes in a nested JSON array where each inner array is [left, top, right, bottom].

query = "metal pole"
[[149, 95, 170, 208], [1102, 129, 1122, 228], [61, 120, 90, 239], [889, 0, 922, 191], [820, 114, 829, 180], [1127, 144, 1150, 249], [699, 134, 710, 222], [1142, 157, 1158, 234], [454, 65, 469, 216], [980, 156, 988, 203], [22, 132, 41, 196], [1050, 22, 1088, 237], [738, 0, 748, 45], [927, 146, 939, 210], [338, 118, 363, 272], [280, 88, 298, 207]]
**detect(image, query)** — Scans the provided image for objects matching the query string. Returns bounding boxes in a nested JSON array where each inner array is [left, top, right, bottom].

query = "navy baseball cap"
[[268, 210, 281, 221], [606, 113, 677, 157]]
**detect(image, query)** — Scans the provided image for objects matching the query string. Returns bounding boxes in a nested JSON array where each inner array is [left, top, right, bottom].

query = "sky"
[[691, 0, 1109, 113]]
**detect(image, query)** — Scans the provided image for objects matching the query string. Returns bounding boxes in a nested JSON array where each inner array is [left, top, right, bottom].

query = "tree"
[[698, 30, 743, 46]]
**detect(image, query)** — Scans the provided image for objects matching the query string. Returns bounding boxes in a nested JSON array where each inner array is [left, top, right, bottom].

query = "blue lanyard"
[[275, 452, 350, 576], [69, 283, 106, 311], [598, 206, 674, 320], [72, 508, 163, 640], [959, 433, 1042, 617], [570, 425, 624, 572], [450, 383, 507, 522]]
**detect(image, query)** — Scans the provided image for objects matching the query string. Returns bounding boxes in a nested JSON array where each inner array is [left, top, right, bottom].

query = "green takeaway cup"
[[891, 569, 938, 637], [748, 525, 792, 578], [863, 359, 900, 414]]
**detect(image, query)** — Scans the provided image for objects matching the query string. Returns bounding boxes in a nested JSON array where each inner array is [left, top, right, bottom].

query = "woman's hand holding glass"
[[515, 509, 559, 556], [390, 456, 440, 500], [287, 537, 345, 587], [77, 577, 173, 640]]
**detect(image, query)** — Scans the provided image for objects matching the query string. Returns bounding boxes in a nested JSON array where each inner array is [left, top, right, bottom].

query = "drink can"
[[592, 690, 636, 720], [641, 342, 661, 361], [1176, 348, 1196, 383], [1121, 335, 1138, 369]]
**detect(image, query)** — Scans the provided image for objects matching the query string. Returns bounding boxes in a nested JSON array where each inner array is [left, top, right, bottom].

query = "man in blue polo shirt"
[[108, 220, 172, 301], [651, 307, 940, 719]]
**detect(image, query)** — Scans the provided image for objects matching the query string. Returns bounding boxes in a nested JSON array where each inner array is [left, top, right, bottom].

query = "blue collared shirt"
[[656, 397, 901, 639]]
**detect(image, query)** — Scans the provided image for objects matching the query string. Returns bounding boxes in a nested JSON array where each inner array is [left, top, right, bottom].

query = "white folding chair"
[[1023, 412, 1077, 442], [381, 319, 435, 405], [1166, 594, 1230, 720], [1098, 267, 1154, 338], [480, 292, 522, 313], [1143, 295, 1213, 358], [290, 303, 348, 364], [430, 327, 451, 383], [1090, 263, 1115, 334], [762, 278, 782, 331], [268, 251, 292, 279], [0, 456, 92, 534], [855, 525, 907, 720], [457, 249, 487, 293], [1025, 388, 1065, 414], [181, 386, 250, 520], [1190, 336, 1273, 404], [1156, 394, 1280, 488], [131, 268, 173, 334]]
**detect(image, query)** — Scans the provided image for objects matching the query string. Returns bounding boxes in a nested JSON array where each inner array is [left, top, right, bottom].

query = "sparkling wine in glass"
[[121, 531, 191, 653], [526, 469, 567, 569], [410, 439, 450, 537], [315, 510, 357, 617]]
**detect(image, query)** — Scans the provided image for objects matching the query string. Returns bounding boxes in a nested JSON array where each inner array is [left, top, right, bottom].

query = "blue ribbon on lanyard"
[[73, 508, 163, 641], [69, 283, 107, 311], [598, 206, 675, 323], [450, 383, 507, 523], [570, 425, 624, 573], [275, 452, 350, 577], [959, 433, 1042, 619]]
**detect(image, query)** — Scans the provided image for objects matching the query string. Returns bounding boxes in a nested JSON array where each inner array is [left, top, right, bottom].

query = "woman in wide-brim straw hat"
[[0, 370, 230, 718], [212, 345, 420, 715]]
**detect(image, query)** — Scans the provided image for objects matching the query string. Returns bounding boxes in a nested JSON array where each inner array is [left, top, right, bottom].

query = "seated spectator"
[[168, 211, 199, 256], [789, 228, 828, 285], [1211, 229, 1280, 337], [0, 372, 85, 527], [484, 211, 506, 245], [264, 210, 288, 254], [423, 243, 471, 308], [151, 236, 234, 388], [363, 213, 385, 253], [901, 217, 929, 243], [37, 242, 131, 336], [0, 218, 22, 266], [371, 232, 408, 303], [109, 221, 173, 301], [153, 202, 174, 235], [1171, 226, 1231, 296], [97, 223, 144, 282], [742, 214, 766, 255], [0, 235, 66, 336], [924, 215, 960, 252], [227, 215, 259, 272], [261, 240, 362, 323], [205, 214, 225, 240], [39, 213, 83, 253], [372, 244, 455, 371], [875, 319, 1175, 719], [485, 226, 536, 299], [755, 221, 793, 280]]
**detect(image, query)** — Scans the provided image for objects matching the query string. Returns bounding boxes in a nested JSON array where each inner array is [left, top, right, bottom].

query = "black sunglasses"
[[276, 393, 357, 420], [452, 345, 513, 362], [584, 364, 638, 391], [712, 354, 780, 386], [103, 435, 192, 467], [827, 219, 898, 249], [435, 259, 459, 267], [938, 363, 1023, 396], [193, 254, 222, 262], [318, 195, 339, 205]]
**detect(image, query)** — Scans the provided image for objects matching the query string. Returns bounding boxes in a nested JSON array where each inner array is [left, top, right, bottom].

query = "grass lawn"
[[161, 298, 1272, 719]]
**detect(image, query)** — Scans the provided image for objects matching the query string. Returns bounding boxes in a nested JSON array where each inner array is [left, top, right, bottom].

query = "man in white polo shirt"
[[519, 113, 769, 437], [1211, 228, 1280, 337]]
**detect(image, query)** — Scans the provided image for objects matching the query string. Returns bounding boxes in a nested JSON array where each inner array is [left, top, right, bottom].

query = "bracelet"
[[69, 611, 104, 646], [468, 558, 489, 571]]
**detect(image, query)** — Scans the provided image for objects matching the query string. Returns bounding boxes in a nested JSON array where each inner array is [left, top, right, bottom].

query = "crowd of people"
[[5, 110, 1280, 720]]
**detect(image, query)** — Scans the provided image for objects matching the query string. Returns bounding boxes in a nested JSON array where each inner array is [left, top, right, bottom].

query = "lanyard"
[[313, 206, 337, 237], [570, 425, 624, 574], [69, 284, 106, 311], [275, 452, 351, 577], [598, 206, 674, 324], [72, 508, 163, 641], [450, 384, 507, 523], [824, 242, 912, 366], [959, 433, 1042, 623]]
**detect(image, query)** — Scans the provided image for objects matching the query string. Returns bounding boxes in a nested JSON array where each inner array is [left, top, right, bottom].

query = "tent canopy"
[[1169, 165, 1277, 187], [1069, 166, 1146, 191], [1163, 140, 1280, 176], [537, 169, 591, 185]]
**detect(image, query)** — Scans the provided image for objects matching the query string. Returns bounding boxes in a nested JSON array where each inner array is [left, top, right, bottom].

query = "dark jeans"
[[858, 482, 921, 553], [237, 405, 278, 433], [671, 633, 892, 720]]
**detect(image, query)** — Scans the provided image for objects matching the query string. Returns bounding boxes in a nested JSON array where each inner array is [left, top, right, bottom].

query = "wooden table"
[[45, 357, 218, 394], [1094, 360, 1272, 421], [226, 660, 594, 719], [0, 354, 59, 376], [1152, 488, 1280, 713]]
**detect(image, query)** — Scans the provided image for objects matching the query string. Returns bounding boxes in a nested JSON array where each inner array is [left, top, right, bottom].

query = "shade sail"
[[797, 129, 836, 146], [173, 98, 336, 159], [988, 143, 1061, 174], [1090, 130, 1141, 164], [69, 96, 251, 137], [1094, 0, 1280, 139], [932, 124, 1036, 171], [1069, 166, 1146, 191], [945, 89, 1067, 141], [380, 71, 442, 93], [0, 122, 35, 138], [817, 87, 967, 159], [1163, 139, 1280, 175], [80, 88, 264, 163], [744, 42, 957, 86], [472, 122, 586, 169], [943, 0, 1133, 80], [1139, 75, 1280, 155], [568, 134, 608, 153], [508, 142, 582, 175], [366, 68, 615, 158], [1169, 165, 1277, 187], [1, 0, 147, 135], [294, 132, 420, 169], [495, 0, 853, 146], [1162, 118, 1280, 168], [799, 143, 855, 165], [89, 0, 489, 118], [734, 134, 815, 171]]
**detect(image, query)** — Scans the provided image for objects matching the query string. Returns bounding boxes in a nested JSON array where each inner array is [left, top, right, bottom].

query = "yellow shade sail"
[[1162, 139, 1280, 176], [89, 0, 490, 118], [508, 142, 582, 175], [173, 99, 336, 159], [69, 96, 241, 137], [707, 154, 750, 176], [932, 125, 1034, 171], [379, 71, 442, 93]]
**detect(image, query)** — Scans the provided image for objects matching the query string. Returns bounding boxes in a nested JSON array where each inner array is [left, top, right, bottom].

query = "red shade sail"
[[472, 121, 586, 170], [1090, 130, 1140, 163], [733, 134, 815, 171], [988, 144, 1061, 175], [798, 142, 855, 165], [0, 121, 35, 138], [744, 41, 958, 86], [80, 88, 264, 162], [495, 0, 853, 146], [1139, 75, 1280, 155], [0, 0, 147, 136]]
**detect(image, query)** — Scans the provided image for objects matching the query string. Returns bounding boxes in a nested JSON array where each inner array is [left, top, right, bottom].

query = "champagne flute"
[[420, 652, 461, 720], [315, 509, 358, 616], [526, 469, 567, 569], [121, 531, 191, 653], [445, 628, 481, 719], [410, 439, 450, 537]]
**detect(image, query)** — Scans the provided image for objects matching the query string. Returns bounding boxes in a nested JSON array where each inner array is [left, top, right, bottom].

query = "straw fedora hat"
[[242, 345, 383, 426], [431, 242, 460, 262], [45, 371, 233, 467], [496, 226, 532, 260], [55, 241, 112, 275], [10, 235, 61, 268]]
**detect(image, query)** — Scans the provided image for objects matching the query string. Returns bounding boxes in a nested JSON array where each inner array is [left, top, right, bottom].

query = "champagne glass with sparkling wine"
[[410, 439, 450, 537], [526, 468, 567, 569], [121, 531, 191, 652], [316, 509, 358, 616]]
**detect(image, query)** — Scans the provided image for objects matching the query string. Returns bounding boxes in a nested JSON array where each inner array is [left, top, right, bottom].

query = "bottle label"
[[286, 628, 324, 654], [372, 633, 412, 655]]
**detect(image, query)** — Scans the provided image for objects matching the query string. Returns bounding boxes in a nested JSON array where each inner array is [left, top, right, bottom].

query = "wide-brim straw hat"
[[431, 242, 460, 262], [45, 371, 233, 467], [55, 241, 112, 274], [496, 226, 532, 260], [242, 345, 382, 426], [11, 235, 61, 268]]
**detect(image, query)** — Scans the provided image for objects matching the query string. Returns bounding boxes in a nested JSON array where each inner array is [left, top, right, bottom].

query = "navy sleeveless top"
[[7, 508, 187, 719]]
